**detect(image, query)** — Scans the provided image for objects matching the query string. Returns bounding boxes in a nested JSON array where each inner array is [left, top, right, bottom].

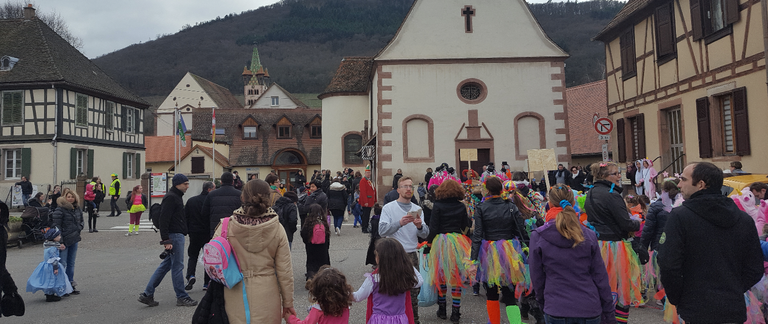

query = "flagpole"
[[174, 107, 178, 174], [212, 107, 216, 181]]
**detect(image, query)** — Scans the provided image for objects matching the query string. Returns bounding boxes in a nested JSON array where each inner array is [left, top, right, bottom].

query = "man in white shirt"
[[379, 176, 429, 324]]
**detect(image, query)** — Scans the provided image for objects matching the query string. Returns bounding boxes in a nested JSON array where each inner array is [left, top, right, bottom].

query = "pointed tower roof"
[[264, 68, 270, 78], [241, 66, 252, 76], [249, 47, 262, 74]]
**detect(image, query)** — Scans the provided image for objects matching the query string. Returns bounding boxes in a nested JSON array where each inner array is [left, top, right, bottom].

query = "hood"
[[273, 196, 292, 208], [535, 221, 583, 248], [56, 197, 74, 210], [683, 188, 744, 228], [229, 209, 281, 254], [330, 182, 346, 191], [594, 180, 623, 194]]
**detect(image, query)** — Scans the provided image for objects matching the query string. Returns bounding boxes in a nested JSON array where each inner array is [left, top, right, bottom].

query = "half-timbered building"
[[595, 0, 768, 174], [0, 6, 148, 195]]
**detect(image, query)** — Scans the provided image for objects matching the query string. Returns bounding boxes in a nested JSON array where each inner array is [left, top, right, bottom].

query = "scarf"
[[545, 207, 563, 223]]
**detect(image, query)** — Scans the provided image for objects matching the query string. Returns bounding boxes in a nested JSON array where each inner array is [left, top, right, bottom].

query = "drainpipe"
[[51, 84, 58, 185], [762, 0, 768, 89]]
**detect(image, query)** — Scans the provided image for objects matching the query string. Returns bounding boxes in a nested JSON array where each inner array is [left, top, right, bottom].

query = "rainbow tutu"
[[477, 239, 529, 288], [598, 240, 643, 307], [428, 233, 473, 288]]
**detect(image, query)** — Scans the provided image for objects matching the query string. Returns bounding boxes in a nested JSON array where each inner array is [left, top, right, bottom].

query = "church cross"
[[462, 5, 475, 33]]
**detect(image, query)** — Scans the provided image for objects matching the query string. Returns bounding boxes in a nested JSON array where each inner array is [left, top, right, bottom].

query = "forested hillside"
[[93, 0, 624, 98]]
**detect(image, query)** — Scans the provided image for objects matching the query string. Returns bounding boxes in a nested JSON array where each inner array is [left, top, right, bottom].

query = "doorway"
[[459, 148, 491, 179], [660, 107, 685, 175]]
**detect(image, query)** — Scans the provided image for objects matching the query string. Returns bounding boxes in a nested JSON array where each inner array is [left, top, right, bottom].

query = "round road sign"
[[594, 117, 613, 135]]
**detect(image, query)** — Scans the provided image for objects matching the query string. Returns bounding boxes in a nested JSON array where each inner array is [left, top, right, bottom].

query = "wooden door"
[[459, 148, 491, 178]]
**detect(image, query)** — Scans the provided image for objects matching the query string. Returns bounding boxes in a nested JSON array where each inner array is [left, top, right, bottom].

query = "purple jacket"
[[529, 221, 616, 323]]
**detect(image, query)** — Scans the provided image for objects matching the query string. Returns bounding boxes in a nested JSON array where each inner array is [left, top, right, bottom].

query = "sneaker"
[[125, 232, 131, 237], [133, 231, 139, 235], [92, 229, 98, 233], [337, 227, 341, 236], [176, 297, 198, 307], [70, 289, 80, 295], [46, 294, 62, 302], [185, 277, 196, 291], [138, 293, 159, 307], [202, 284, 208, 291]]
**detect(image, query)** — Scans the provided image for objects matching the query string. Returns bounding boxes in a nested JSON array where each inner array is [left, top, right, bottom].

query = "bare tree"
[[0, 1, 83, 50]]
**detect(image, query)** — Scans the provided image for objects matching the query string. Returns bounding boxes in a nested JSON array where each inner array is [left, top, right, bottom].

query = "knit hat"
[[44, 227, 61, 241], [283, 191, 299, 203], [172, 173, 189, 186]]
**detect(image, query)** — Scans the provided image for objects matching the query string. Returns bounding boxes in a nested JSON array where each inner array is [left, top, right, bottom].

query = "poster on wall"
[[11, 184, 39, 207], [151, 173, 167, 198]]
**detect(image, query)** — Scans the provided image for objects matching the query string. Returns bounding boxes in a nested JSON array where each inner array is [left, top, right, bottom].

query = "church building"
[[320, 0, 570, 199]]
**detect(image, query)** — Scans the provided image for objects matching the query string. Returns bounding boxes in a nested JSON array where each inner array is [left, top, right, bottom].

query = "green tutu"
[[128, 204, 146, 213]]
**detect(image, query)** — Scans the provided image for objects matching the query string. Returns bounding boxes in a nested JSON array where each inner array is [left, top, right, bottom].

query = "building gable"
[[376, 0, 567, 61], [158, 73, 223, 113], [250, 84, 307, 109]]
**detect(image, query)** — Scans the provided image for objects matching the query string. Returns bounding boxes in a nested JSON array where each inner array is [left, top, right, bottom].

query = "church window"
[[244, 126, 257, 139], [457, 79, 487, 104], [1, 90, 23, 125], [344, 134, 363, 165], [75, 93, 88, 127]]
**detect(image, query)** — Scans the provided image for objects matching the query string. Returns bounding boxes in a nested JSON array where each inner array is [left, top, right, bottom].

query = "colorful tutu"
[[428, 233, 472, 288], [597, 240, 643, 307], [642, 250, 661, 292], [477, 239, 529, 288], [128, 204, 146, 213]]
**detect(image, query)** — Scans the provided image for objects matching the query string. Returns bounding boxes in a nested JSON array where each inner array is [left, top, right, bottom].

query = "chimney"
[[23, 4, 35, 20]]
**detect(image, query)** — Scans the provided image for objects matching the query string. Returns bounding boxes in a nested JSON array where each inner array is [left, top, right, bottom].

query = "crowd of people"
[[2, 159, 767, 324]]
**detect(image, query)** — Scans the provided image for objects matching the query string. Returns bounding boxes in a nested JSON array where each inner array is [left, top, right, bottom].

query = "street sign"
[[598, 134, 611, 141], [594, 117, 613, 135], [602, 143, 609, 162]]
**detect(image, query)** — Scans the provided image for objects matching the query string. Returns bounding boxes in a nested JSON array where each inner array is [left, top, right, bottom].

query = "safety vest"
[[110, 178, 121, 196]]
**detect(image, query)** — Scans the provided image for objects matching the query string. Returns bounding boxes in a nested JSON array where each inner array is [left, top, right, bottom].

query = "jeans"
[[144, 233, 189, 299], [21, 193, 30, 207], [331, 209, 344, 230], [544, 314, 600, 324], [59, 242, 78, 284]]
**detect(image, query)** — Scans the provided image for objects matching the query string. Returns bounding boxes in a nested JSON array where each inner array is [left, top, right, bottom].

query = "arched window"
[[402, 115, 434, 162], [514, 112, 546, 160], [344, 134, 363, 165], [274, 150, 304, 165]]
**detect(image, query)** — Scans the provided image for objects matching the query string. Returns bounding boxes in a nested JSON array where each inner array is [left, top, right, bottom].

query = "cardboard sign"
[[527, 149, 557, 172], [459, 148, 478, 161]]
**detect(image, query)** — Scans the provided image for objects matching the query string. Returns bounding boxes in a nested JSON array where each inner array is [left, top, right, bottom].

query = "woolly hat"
[[44, 227, 61, 241], [172, 173, 189, 186]]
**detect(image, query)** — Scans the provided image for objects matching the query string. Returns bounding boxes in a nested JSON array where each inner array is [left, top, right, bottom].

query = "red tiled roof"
[[145, 135, 192, 163], [566, 80, 610, 155]]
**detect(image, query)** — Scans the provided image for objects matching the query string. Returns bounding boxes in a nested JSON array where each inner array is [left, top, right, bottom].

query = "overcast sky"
[[33, 0, 557, 59]]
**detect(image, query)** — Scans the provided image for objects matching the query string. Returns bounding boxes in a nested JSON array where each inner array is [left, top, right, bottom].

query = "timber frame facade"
[[0, 8, 148, 190], [595, 0, 768, 174]]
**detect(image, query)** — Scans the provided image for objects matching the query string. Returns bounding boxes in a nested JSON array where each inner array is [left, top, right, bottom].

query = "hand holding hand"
[[58, 244, 65, 251], [468, 264, 477, 278], [54, 269, 58, 275], [283, 307, 296, 318]]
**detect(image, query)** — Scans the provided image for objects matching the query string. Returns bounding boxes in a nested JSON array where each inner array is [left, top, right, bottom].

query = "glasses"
[[399, 185, 415, 190], [607, 172, 620, 176]]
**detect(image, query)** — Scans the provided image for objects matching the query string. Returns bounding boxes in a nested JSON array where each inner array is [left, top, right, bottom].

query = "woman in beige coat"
[[213, 179, 295, 324]]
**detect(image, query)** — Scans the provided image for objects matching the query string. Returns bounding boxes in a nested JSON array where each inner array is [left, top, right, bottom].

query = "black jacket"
[[641, 200, 667, 251], [159, 186, 187, 241], [185, 191, 210, 235], [567, 171, 587, 192], [124, 193, 148, 210], [14, 181, 32, 195], [321, 174, 331, 194], [392, 173, 403, 190], [191, 281, 229, 324], [301, 190, 328, 216], [471, 197, 527, 260], [426, 198, 470, 243], [0, 202, 18, 298], [327, 183, 348, 211], [584, 180, 639, 241], [295, 173, 306, 188], [273, 196, 298, 243], [202, 185, 242, 237], [51, 198, 84, 247], [658, 188, 763, 324], [424, 172, 433, 185]]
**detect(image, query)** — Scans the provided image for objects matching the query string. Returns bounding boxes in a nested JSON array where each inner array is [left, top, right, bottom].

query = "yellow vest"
[[110, 178, 121, 196]]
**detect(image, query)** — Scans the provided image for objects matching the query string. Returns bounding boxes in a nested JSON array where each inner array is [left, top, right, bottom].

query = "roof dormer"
[[0, 56, 19, 71]]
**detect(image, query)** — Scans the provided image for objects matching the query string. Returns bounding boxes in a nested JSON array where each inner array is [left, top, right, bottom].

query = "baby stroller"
[[19, 206, 50, 246]]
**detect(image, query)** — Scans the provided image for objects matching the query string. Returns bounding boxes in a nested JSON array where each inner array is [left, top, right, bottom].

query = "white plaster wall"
[[320, 95, 370, 173], [251, 86, 299, 109], [156, 112, 192, 137], [157, 73, 219, 113]]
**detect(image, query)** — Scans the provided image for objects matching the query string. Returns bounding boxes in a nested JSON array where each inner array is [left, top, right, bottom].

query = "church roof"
[[189, 73, 242, 109], [319, 57, 374, 99], [566, 80, 611, 156], [593, 0, 655, 42], [0, 17, 148, 107], [242, 66, 252, 76]]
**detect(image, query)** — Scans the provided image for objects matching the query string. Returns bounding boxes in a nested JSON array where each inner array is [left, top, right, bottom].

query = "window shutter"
[[617, 118, 626, 162], [636, 114, 647, 159], [121, 106, 127, 131], [122, 152, 128, 180], [732, 87, 750, 156], [690, 0, 704, 40], [620, 30, 637, 77], [655, 3, 676, 57], [87, 149, 94, 178], [134, 109, 140, 134], [12, 91, 22, 124], [135, 153, 141, 179], [696, 97, 712, 158], [21, 148, 31, 178], [70, 148, 77, 179], [726, 0, 740, 24]]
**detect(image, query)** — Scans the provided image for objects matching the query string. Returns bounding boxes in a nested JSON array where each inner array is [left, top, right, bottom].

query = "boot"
[[436, 301, 447, 319], [450, 306, 461, 323], [505, 305, 522, 324], [486, 300, 500, 324]]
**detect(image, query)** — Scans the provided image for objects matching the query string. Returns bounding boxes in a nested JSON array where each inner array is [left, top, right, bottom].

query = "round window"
[[456, 79, 487, 104]]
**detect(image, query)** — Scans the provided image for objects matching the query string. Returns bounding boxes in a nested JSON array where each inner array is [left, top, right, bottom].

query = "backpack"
[[310, 223, 326, 244], [148, 203, 161, 233], [203, 217, 243, 289]]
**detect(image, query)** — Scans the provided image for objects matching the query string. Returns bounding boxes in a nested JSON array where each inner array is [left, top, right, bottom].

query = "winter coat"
[[0, 202, 18, 300], [351, 176, 361, 194], [202, 184, 242, 237], [192, 280, 229, 324], [14, 180, 32, 195], [359, 177, 376, 208], [584, 180, 639, 241], [626, 165, 637, 187], [424, 172, 433, 185], [295, 174, 306, 188], [426, 198, 471, 243], [327, 182, 348, 211], [321, 174, 331, 195], [84, 182, 96, 201], [159, 186, 187, 241], [301, 190, 328, 216], [185, 191, 210, 235], [529, 221, 615, 322], [268, 189, 282, 209], [272, 196, 298, 243], [392, 173, 403, 190], [214, 209, 294, 324], [567, 171, 587, 192], [641, 200, 667, 251], [658, 188, 763, 324], [51, 197, 84, 247], [471, 197, 527, 260]]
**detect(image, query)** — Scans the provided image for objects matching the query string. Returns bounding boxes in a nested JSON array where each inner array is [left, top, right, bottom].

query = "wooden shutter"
[[135, 153, 141, 179], [121, 106, 127, 131], [616, 118, 627, 162], [191, 156, 205, 174], [134, 109, 140, 135], [636, 114, 647, 159], [732, 87, 750, 155], [2, 91, 22, 124], [70, 148, 77, 179], [122, 152, 128, 180], [726, 0, 740, 24], [620, 30, 637, 77], [87, 149, 94, 178], [655, 3, 676, 58], [696, 97, 713, 158], [690, 0, 704, 40], [21, 148, 31, 178]]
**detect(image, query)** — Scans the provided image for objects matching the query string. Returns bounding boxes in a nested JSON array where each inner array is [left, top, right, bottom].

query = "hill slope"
[[93, 0, 624, 98]]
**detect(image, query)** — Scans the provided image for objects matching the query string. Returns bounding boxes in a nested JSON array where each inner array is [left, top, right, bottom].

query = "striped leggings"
[[438, 284, 462, 307]]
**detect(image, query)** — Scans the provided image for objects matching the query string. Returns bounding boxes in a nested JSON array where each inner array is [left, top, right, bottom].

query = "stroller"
[[19, 206, 50, 245]]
